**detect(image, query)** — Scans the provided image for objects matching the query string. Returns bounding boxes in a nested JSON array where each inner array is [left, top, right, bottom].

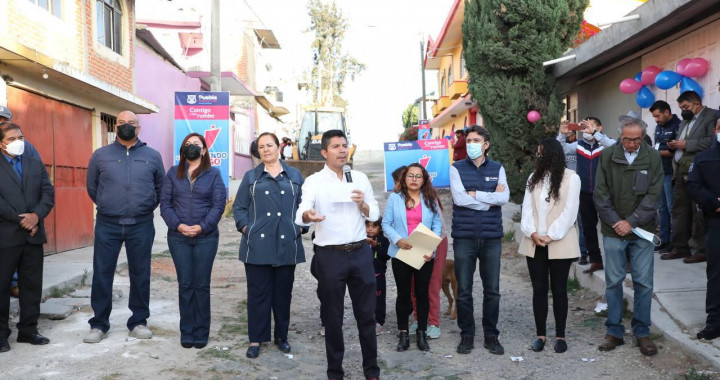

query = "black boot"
[[396, 331, 410, 351], [416, 330, 430, 351]]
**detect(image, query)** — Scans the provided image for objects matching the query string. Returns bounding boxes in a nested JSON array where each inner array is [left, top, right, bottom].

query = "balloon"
[[636, 86, 655, 108], [619, 78, 642, 94], [634, 72, 642, 82], [654, 70, 682, 90], [676, 58, 691, 76], [640, 66, 661, 86], [680, 77, 704, 98], [527, 110, 541, 123], [683, 57, 709, 78]]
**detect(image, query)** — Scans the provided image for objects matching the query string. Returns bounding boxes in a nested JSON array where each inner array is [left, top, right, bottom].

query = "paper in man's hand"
[[396, 223, 442, 269]]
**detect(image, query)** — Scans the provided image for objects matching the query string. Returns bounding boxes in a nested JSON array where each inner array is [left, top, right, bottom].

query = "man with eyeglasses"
[[593, 114, 663, 356], [449, 125, 509, 356], [662, 91, 718, 264]]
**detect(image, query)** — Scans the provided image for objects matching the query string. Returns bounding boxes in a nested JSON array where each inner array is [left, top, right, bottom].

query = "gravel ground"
[[0, 160, 713, 380]]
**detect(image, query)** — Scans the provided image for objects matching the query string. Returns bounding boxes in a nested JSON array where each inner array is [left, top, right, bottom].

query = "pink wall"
[[134, 45, 202, 171]]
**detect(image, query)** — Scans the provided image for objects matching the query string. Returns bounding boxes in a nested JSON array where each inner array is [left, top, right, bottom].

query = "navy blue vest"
[[451, 158, 504, 239], [576, 139, 604, 193]]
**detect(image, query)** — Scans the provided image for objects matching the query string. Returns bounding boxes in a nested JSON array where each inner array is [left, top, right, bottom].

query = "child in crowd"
[[366, 218, 390, 335]]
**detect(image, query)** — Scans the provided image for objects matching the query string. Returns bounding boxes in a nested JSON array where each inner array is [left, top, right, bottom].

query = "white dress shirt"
[[449, 162, 510, 211], [521, 173, 581, 240], [624, 145, 639, 165], [295, 164, 380, 246]]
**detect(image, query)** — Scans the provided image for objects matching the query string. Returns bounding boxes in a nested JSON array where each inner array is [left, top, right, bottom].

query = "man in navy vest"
[[449, 125, 509, 355]]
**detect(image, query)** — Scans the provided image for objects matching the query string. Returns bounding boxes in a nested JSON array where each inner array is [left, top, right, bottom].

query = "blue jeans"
[[453, 238, 502, 338], [11, 271, 18, 287], [658, 174, 674, 245], [602, 236, 654, 338], [168, 235, 219, 344], [577, 212, 588, 257], [89, 219, 155, 333]]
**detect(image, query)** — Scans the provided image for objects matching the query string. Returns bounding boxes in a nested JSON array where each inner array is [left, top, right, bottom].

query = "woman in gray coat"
[[233, 132, 305, 359]]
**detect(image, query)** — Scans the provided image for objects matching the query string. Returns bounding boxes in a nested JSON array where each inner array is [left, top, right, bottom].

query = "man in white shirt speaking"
[[296, 129, 380, 380]]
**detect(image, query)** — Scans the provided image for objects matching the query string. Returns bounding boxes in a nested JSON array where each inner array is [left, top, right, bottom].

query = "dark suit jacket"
[[0, 148, 55, 248], [675, 106, 719, 178]]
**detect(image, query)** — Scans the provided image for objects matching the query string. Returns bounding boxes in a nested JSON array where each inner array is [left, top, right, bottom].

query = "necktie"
[[12, 157, 22, 181]]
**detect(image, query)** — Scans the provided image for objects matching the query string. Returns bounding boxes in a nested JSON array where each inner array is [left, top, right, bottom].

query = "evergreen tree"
[[463, 0, 587, 201]]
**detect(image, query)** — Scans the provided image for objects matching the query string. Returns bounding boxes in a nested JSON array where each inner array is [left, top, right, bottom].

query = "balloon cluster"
[[619, 65, 660, 108], [655, 58, 708, 97]]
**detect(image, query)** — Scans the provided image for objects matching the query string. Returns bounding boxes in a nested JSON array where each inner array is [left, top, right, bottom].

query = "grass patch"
[[151, 326, 176, 337], [502, 230, 515, 242], [44, 285, 76, 300], [160, 276, 176, 283], [198, 348, 238, 361], [153, 250, 172, 259], [679, 368, 714, 380], [566, 276, 582, 293], [219, 300, 248, 337], [217, 250, 236, 257], [582, 317, 603, 328], [99, 374, 122, 380]]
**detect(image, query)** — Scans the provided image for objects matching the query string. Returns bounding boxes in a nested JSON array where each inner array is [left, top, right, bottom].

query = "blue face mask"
[[717, 131, 720, 143], [467, 143, 484, 159]]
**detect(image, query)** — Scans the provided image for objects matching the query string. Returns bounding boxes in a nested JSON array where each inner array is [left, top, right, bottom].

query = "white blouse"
[[521, 172, 581, 241]]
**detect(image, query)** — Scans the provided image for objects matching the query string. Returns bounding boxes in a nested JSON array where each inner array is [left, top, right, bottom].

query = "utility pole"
[[419, 39, 427, 120], [210, 0, 221, 91]]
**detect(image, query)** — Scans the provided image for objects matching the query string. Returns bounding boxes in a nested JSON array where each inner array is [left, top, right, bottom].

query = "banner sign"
[[383, 139, 450, 191], [174, 91, 230, 191], [418, 119, 431, 140]]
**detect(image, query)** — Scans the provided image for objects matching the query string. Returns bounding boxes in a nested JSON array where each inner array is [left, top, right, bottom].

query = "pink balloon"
[[619, 78, 642, 94], [527, 110, 541, 123], [640, 66, 661, 86], [676, 58, 691, 76], [683, 57, 709, 78]]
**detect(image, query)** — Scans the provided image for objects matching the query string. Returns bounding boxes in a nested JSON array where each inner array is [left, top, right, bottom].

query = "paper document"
[[395, 223, 442, 269], [326, 183, 357, 203]]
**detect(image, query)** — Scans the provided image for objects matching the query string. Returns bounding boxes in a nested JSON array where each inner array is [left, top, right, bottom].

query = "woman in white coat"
[[519, 137, 581, 354]]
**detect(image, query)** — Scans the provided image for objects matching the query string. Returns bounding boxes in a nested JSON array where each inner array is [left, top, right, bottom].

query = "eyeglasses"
[[621, 137, 643, 145], [406, 174, 423, 180]]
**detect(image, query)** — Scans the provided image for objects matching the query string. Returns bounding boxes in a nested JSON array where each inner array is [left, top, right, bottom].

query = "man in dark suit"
[[0, 122, 55, 352], [662, 91, 718, 264]]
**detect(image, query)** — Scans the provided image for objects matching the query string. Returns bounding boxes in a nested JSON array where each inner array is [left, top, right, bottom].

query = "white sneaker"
[[409, 321, 418, 334], [83, 328, 106, 343], [426, 325, 441, 339], [128, 325, 153, 339], [375, 323, 383, 335]]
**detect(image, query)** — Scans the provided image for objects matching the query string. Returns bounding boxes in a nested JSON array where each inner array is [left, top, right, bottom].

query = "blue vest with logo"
[[451, 158, 504, 239]]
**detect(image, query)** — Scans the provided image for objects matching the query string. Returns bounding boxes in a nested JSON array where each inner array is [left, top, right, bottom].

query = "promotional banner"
[[383, 139, 450, 191], [174, 91, 230, 191], [418, 119, 431, 140]]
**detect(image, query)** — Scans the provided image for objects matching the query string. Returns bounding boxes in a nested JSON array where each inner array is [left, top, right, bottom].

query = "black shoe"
[[396, 331, 410, 352], [654, 242, 669, 252], [484, 336, 504, 355], [194, 342, 207, 349], [274, 338, 291, 353], [416, 331, 430, 351], [659, 244, 673, 254], [17, 333, 50, 345], [456, 336, 474, 354], [0, 338, 9, 353], [578, 256, 589, 266], [697, 327, 720, 340], [246, 345, 260, 358], [554, 339, 567, 353], [181, 342, 193, 348], [531, 338, 545, 352]]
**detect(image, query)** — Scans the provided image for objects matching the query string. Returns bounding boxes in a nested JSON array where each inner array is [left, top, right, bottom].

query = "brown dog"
[[441, 259, 458, 320]]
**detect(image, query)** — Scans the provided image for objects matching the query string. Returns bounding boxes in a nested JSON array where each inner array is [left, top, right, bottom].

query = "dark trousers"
[[89, 218, 155, 333], [310, 251, 325, 327], [375, 272, 387, 326], [392, 258, 434, 331], [168, 235, 218, 344], [315, 244, 379, 379], [0, 243, 43, 338], [525, 246, 573, 337], [244, 263, 296, 343], [579, 191, 602, 264], [672, 172, 706, 254], [705, 217, 720, 328]]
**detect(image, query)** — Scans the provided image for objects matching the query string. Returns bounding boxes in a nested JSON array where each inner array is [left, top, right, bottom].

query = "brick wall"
[[85, 0, 134, 92]]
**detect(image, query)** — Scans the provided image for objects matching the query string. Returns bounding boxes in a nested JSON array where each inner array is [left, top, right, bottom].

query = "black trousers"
[[244, 263, 295, 343], [705, 217, 720, 328], [375, 272, 387, 326], [672, 171, 706, 254], [0, 243, 44, 338], [526, 246, 573, 338], [315, 243, 379, 379], [392, 258, 434, 331], [579, 191, 602, 264]]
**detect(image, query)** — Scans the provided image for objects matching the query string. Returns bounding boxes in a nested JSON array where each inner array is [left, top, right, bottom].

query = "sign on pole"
[[418, 119, 431, 140], [383, 139, 450, 191], [174, 91, 230, 190]]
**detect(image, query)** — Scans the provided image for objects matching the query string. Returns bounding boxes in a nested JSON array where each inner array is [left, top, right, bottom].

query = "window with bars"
[[460, 54, 467, 79], [27, 0, 62, 18], [448, 62, 454, 86], [97, 0, 122, 54], [440, 70, 446, 96], [101, 113, 117, 146], [566, 92, 578, 122]]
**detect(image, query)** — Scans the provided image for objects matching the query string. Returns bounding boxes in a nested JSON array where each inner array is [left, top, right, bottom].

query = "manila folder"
[[395, 223, 442, 270]]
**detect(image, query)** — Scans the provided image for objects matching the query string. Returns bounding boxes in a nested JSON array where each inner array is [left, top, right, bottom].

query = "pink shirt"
[[406, 203, 422, 234]]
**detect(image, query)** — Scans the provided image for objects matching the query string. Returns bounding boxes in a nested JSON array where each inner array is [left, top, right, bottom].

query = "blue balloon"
[[680, 77, 704, 98], [634, 72, 642, 82], [654, 70, 682, 90], [636, 86, 655, 108]]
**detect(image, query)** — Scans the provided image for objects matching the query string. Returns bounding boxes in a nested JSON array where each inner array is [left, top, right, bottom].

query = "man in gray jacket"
[[83, 110, 164, 343]]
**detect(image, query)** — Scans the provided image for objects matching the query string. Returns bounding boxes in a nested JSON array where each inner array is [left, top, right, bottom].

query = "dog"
[[441, 259, 458, 320]]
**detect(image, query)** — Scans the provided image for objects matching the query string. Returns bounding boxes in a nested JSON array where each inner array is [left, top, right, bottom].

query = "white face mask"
[[3, 140, 24, 156], [716, 131, 720, 143], [583, 132, 594, 141]]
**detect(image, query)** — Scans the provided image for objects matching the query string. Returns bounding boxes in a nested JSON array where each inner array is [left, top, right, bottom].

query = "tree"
[[307, 0, 365, 108], [462, 0, 588, 201], [399, 103, 419, 141]]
